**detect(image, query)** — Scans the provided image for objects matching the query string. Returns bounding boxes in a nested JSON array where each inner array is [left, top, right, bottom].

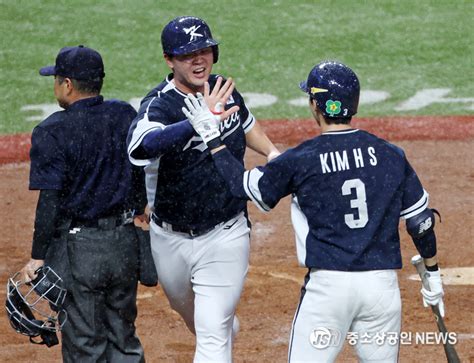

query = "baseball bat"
[[411, 255, 460, 363]]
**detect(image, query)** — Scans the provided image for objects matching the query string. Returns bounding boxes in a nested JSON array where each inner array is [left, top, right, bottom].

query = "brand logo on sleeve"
[[418, 217, 432, 234]]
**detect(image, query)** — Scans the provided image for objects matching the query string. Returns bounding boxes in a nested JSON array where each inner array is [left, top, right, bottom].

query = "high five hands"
[[182, 77, 240, 148]]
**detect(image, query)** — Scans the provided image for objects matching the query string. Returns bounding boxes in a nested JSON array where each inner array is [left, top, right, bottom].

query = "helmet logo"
[[326, 100, 342, 116], [310, 87, 328, 95], [183, 25, 204, 42]]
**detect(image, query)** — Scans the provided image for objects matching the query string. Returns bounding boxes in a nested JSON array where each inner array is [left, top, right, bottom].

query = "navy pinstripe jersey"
[[127, 74, 255, 230], [244, 129, 429, 270]]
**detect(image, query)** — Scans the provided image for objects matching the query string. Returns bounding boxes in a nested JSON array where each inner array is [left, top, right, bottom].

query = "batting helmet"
[[300, 61, 360, 119], [5, 266, 67, 347], [161, 16, 219, 63]]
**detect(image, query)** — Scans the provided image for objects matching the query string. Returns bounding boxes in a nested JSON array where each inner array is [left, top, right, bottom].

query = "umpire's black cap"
[[39, 45, 105, 80]]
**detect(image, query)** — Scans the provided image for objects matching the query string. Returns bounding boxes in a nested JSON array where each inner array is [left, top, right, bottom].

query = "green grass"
[[0, 0, 473, 134]]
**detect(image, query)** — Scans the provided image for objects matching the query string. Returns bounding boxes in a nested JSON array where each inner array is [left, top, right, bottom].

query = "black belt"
[[151, 213, 216, 237], [71, 210, 135, 229]]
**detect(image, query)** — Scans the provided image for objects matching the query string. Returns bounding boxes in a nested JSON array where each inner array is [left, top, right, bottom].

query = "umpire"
[[20, 45, 146, 362]]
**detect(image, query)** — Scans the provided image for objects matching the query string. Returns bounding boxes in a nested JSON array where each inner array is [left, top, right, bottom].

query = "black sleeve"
[[130, 120, 195, 160], [130, 164, 147, 214], [31, 189, 60, 259], [406, 208, 437, 258], [212, 146, 295, 211], [212, 147, 248, 199]]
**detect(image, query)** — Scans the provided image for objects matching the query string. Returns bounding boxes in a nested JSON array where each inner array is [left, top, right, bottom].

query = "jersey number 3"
[[341, 178, 368, 229]]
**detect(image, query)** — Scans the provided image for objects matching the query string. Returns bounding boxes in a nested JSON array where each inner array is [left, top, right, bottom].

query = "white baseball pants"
[[150, 212, 250, 363], [289, 269, 401, 363]]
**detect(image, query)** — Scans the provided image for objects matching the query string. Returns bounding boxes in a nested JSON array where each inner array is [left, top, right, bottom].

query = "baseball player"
[[183, 61, 445, 362], [20, 45, 146, 362], [127, 16, 280, 362]]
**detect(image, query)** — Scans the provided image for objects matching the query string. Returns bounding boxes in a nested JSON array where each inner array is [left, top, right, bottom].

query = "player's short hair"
[[57, 75, 103, 95], [325, 116, 352, 125]]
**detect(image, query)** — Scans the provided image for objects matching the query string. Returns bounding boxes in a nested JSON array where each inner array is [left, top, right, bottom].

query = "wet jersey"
[[29, 96, 142, 220], [127, 74, 255, 230], [216, 129, 429, 270]]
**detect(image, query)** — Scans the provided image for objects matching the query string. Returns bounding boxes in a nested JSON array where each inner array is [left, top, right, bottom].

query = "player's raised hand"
[[203, 77, 239, 122]]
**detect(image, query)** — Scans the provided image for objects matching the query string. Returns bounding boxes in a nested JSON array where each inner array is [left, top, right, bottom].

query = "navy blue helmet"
[[300, 61, 360, 118], [161, 16, 219, 63]]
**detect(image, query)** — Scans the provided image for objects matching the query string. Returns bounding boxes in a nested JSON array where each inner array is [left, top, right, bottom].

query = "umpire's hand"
[[20, 258, 44, 283], [134, 213, 150, 231]]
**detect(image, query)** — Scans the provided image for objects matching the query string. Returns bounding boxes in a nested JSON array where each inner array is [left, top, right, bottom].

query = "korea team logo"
[[183, 25, 203, 42]]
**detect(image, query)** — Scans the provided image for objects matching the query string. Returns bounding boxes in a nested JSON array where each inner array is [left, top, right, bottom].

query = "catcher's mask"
[[5, 266, 67, 347]]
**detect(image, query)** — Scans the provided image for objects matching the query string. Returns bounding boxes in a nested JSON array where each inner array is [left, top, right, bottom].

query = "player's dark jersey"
[[29, 96, 143, 221], [127, 74, 255, 230], [244, 129, 428, 270]]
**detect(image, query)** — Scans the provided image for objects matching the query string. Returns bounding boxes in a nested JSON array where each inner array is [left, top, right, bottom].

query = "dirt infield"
[[0, 118, 473, 362]]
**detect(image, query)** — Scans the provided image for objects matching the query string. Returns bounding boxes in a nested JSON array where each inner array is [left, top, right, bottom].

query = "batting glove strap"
[[207, 137, 224, 149]]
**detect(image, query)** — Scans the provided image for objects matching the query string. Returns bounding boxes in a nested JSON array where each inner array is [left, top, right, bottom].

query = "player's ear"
[[163, 53, 174, 69], [63, 78, 74, 95]]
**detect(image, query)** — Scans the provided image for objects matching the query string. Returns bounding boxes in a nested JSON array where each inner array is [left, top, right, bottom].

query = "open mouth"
[[193, 67, 206, 77]]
